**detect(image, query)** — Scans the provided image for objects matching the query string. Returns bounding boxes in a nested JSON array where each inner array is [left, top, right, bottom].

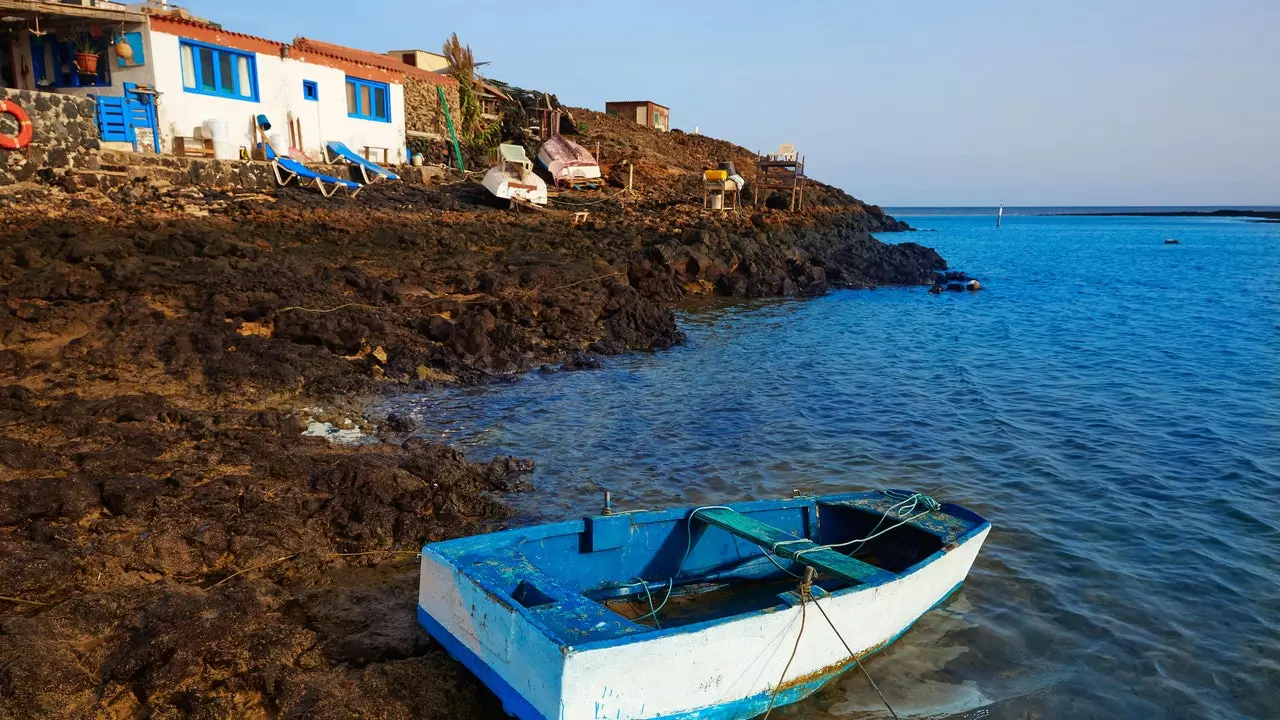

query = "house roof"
[[606, 100, 669, 110], [480, 82, 510, 101], [149, 15, 286, 57], [294, 38, 456, 86], [146, 15, 456, 86]]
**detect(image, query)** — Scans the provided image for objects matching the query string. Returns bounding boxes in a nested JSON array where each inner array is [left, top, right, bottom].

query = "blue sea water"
[[387, 213, 1280, 719]]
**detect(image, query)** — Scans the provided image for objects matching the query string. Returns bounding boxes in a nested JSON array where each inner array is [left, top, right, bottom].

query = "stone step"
[[63, 169, 133, 192]]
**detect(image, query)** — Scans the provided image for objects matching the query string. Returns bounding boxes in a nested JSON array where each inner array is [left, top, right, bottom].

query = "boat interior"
[[436, 492, 986, 645]]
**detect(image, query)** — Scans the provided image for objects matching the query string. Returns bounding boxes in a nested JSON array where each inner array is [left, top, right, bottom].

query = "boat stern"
[[417, 548, 567, 720]]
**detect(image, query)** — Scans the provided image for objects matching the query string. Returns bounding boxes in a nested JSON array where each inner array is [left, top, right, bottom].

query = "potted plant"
[[72, 37, 101, 76]]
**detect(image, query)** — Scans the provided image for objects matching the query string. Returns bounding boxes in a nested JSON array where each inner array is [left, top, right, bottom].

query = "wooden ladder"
[[694, 507, 896, 586]]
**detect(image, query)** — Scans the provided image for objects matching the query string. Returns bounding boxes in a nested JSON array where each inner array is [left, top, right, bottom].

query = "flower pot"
[[75, 52, 100, 75]]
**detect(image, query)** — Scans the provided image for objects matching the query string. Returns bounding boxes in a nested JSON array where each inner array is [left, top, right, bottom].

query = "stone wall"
[[404, 77, 460, 138], [64, 149, 432, 192], [0, 89, 101, 186]]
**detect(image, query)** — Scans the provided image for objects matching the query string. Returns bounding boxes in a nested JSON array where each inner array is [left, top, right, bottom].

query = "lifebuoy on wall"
[[0, 100, 34, 150]]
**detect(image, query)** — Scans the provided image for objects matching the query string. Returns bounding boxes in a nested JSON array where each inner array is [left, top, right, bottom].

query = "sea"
[[385, 209, 1280, 719]]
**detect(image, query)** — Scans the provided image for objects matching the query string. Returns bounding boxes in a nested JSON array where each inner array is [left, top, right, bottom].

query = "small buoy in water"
[[966, 279, 982, 291], [1165, 239, 1180, 244]]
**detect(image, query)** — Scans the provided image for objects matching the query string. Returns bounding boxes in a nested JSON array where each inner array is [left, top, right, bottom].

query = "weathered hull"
[[537, 136, 601, 186], [482, 166, 548, 205], [418, 495, 990, 720]]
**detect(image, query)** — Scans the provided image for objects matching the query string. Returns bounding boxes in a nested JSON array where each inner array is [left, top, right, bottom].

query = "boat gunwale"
[[420, 492, 991, 650]]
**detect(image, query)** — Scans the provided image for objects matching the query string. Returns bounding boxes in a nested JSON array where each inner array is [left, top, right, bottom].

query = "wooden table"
[[703, 179, 741, 211]]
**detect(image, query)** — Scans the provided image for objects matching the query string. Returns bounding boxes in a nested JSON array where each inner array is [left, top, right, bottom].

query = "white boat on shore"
[[483, 143, 548, 206], [418, 490, 991, 720], [537, 134, 601, 188]]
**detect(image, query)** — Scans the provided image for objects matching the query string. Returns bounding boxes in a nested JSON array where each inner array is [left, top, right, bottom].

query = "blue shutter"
[[95, 96, 131, 142]]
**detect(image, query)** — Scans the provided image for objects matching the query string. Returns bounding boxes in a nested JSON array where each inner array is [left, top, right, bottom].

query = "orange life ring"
[[0, 100, 34, 151]]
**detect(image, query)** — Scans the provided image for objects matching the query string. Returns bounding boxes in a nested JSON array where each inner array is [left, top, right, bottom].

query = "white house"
[[0, 3, 455, 164], [145, 15, 455, 163]]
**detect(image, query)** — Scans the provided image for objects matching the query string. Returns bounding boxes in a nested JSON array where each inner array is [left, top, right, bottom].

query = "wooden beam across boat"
[[693, 507, 896, 586]]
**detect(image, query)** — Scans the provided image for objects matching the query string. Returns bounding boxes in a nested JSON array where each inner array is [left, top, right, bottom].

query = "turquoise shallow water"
[[388, 214, 1280, 719]]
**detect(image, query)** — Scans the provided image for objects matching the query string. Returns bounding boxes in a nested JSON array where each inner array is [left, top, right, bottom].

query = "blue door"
[[93, 83, 160, 153]]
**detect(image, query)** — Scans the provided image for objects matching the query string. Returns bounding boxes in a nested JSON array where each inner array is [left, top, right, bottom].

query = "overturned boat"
[[537, 134, 602, 188], [483, 143, 548, 206], [418, 490, 991, 720]]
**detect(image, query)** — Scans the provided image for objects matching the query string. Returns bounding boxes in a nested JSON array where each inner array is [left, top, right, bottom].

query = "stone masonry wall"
[[0, 89, 101, 186], [67, 149, 434, 193], [404, 77, 460, 138]]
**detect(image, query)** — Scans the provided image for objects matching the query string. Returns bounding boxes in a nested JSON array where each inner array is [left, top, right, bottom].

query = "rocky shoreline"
[[0, 126, 954, 716]]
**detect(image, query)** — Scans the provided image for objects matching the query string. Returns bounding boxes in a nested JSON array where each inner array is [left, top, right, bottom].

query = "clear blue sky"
[[185, 0, 1278, 207]]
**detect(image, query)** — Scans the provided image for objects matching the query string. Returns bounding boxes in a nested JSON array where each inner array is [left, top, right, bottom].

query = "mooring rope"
[[762, 568, 815, 719], [812, 598, 901, 720], [626, 492, 930, 717], [633, 492, 942, 623], [791, 491, 941, 562], [631, 505, 732, 624]]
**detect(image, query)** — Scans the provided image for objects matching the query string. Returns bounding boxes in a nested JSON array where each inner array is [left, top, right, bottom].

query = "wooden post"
[[628, 163, 633, 193]]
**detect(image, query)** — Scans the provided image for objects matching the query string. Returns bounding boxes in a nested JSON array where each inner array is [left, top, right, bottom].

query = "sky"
[[182, 0, 1279, 207]]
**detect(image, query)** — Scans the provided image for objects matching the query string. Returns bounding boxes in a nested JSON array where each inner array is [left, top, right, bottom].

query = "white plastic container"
[[201, 119, 234, 160]]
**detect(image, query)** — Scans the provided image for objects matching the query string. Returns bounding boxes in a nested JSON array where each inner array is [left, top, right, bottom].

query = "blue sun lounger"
[[272, 156, 364, 198], [325, 141, 400, 184]]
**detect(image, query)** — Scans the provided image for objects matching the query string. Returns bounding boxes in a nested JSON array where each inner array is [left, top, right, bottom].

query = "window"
[[29, 35, 111, 88], [346, 76, 390, 122], [303, 80, 319, 101], [179, 39, 258, 101]]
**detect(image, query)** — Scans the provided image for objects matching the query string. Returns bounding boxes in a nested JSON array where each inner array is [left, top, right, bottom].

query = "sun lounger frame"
[[325, 141, 400, 184], [272, 157, 364, 198]]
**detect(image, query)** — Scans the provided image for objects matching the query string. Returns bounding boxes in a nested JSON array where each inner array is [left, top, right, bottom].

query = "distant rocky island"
[[1055, 209, 1280, 222]]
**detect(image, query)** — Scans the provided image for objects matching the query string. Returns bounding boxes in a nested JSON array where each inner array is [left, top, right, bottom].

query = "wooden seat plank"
[[694, 508, 895, 585]]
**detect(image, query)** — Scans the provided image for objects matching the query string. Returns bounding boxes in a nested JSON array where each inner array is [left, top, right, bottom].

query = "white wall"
[[149, 30, 406, 163]]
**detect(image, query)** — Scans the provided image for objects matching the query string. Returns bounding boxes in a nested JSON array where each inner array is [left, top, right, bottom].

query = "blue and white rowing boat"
[[418, 490, 991, 720]]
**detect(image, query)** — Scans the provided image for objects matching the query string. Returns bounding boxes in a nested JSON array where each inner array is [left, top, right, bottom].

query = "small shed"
[[604, 100, 668, 132], [480, 82, 510, 119]]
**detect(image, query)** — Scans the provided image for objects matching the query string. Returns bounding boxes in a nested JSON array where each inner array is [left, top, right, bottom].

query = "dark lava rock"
[[385, 412, 418, 433], [560, 353, 605, 372]]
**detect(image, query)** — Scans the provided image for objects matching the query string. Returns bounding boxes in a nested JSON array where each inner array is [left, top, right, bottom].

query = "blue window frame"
[[303, 80, 319, 101], [178, 39, 258, 101], [29, 35, 111, 88], [346, 76, 390, 122]]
